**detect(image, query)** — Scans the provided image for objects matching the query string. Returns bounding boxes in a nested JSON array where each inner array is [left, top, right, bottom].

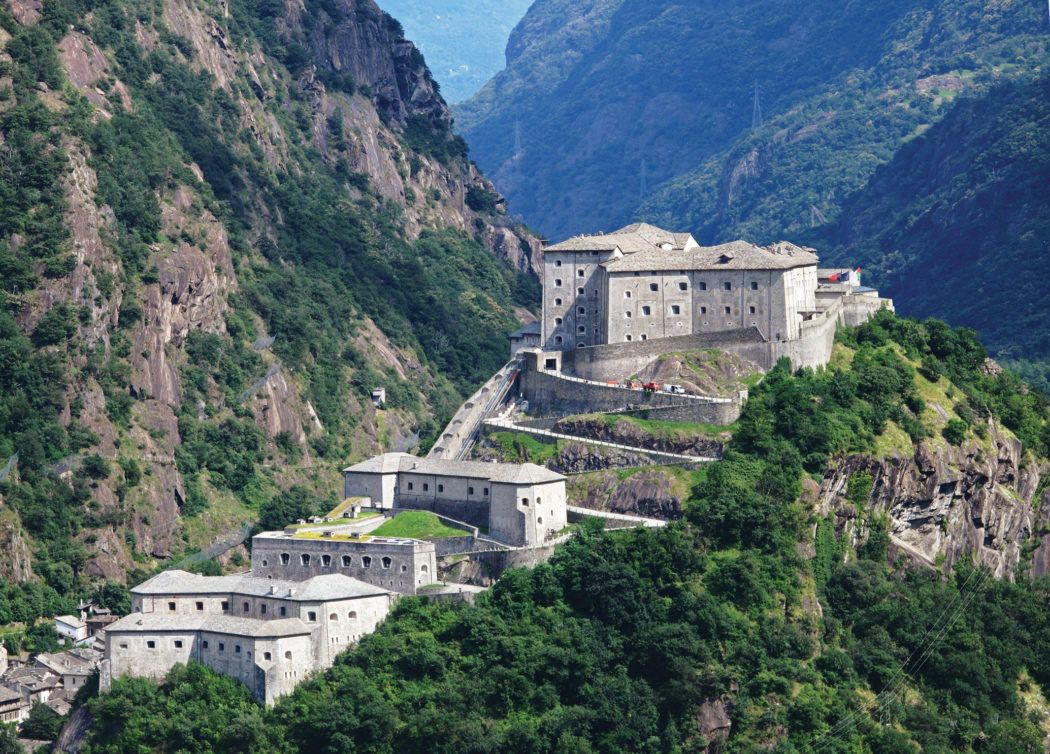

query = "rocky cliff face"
[[0, 0, 539, 589], [817, 421, 1050, 579]]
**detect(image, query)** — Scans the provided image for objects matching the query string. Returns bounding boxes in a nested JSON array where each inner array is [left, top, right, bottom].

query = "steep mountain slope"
[[373, 0, 532, 103], [0, 0, 538, 625], [457, 0, 1048, 243], [814, 74, 1050, 390]]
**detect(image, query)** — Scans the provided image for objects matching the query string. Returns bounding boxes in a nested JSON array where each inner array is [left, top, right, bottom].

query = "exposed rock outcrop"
[[568, 468, 688, 520], [818, 422, 1050, 578]]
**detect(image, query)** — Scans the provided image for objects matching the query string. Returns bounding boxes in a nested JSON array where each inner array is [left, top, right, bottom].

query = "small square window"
[[219, 643, 226, 652], [749, 306, 756, 314], [308, 612, 317, 622], [202, 641, 209, 649], [168, 602, 176, 611], [577, 325, 585, 333], [577, 269, 585, 277], [701, 306, 707, 314], [554, 297, 562, 306], [221, 601, 229, 611], [625, 334, 632, 341], [437, 484, 443, 493], [624, 291, 632, 298], [625, 311, 632, 318], [174, 640, 183, 648], [555, 278, 562, 287], [724, 306, 731, 314], [555, 336, 563, 344], [147, 640, 156, 649], [554, 260, 562, 267], [679, 282, 688, 291], [407, 482, 413, 490], [649, 283, 658, 292], [577, 306, 585, 315], [264, 652, 272, 661], [641, 306, 651, 316], [555, 317, 563, 325], [235, 644, 241, 654], [671, 305, 681, 315], [750, 281, 758, 290], [577, 287, 584, 295], [483, 488, 489, 496], [468, 486, 474, 495], [640, 334, 647, 341], [422, 483, 429, 491], [195, 601, 203, 611], [699, 282, 707, 291], [723, 282, 732, 291]]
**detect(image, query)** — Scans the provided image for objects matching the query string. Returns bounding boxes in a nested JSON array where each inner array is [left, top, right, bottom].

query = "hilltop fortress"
[[537, 223, 892, 375]]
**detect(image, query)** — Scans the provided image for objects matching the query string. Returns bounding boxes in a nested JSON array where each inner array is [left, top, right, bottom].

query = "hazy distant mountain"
[[377, 0, 533, 103]]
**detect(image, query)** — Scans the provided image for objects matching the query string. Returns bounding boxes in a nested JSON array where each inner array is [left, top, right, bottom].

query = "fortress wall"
[[430, 536, 495, 556], [561, 328, 768, 380], [521, 370, 737, 423], [613, 402, 742, 424], [840, 295, 894, 327], [251, 536, 436, 594]]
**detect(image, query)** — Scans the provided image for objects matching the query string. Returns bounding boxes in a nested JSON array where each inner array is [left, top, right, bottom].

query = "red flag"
[[855, 267, 861, 274], [829, 273, 839, 282]]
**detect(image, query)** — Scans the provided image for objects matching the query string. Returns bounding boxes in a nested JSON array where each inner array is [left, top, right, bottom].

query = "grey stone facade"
[[538, 223, 891, 371], [342, 454, 568, 547], [102, 571, 395, 705], [250, 533, 438, 595]]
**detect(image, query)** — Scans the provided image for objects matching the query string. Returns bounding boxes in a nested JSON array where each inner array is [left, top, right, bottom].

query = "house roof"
[[130, 571, 392, 602], [54, 615, 86, 629], [106, 613, 313, 639], [343, 454, 564, 484], [34, 648, 101, 677], [602, 240, 818, 273], [510, 321, 541, 339], [545, 223, 698, 255]]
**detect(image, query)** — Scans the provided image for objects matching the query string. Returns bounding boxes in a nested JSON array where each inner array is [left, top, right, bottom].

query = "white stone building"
[[540, 222, 888, 360], [101, 570, 395, 705], [342, 453, 567, 547]]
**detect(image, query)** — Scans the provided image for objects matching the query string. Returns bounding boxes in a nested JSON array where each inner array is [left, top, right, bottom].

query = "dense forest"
[[0, 0, 537, 650], [79, 312, 1050, 752]]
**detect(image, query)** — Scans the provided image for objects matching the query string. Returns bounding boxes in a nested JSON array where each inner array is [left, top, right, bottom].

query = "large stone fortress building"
[[540, 223, 889, 369], [342, 453, 567, 547], [103, 571, 394, 705]]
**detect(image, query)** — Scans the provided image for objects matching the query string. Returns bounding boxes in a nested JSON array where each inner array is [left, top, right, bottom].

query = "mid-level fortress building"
[[539, 223, 890, 370]]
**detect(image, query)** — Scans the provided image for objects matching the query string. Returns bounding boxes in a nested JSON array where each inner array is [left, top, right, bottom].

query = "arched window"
[[577, 306, 585, 315], [321, 554, 331, 566], [329, 613, 338, 621], [342, 555, 351, 567], [300, 553, 310, 566], [285, 651, 292, 660], [538, 517, 543, 525], [421, 564, 428, 573], [521, 497, 529, 506], [264, 652, 272, 661], [381, 557, 392, 569], [348, 611, 357, 620], [536, 497, 541, 505], [362, 556, 372, 568], [280, 553, 290, 565]]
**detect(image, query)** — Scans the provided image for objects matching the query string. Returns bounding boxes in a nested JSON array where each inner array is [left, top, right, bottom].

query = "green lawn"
[[371, 511, 467, 539]]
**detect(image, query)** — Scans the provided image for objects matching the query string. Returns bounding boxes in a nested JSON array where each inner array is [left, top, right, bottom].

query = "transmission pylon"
[[752, 81, 763, 129]]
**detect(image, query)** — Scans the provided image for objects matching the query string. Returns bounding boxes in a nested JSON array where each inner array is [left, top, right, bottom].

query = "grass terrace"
[[370, 511, 469, 539]]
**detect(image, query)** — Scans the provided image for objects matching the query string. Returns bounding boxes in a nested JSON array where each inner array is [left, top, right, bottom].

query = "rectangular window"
[[554, 278, 562, 287], [468, 486, 474, 495], [749, 306, 756, 314], [678, 282, 688, 291], [279, 606, 287, 617], [483, 488, 489, 496], [221, 601, 229, 611], [195, 601, 203, 611], [437, 484, 443, 493], [219, 643, 225, 652], [649, 283, 658, 291], [174, 640, 183, 648], [700, 306, 707, 314], [699, 282, 707, 291], [724, 306, 731, 314], [168, 602, 176, 611], [723, 282, 732, 291], [407, 482, 413, 490], [203, 641, 209, 649], [577, 287, 584, 295], [308, 612, 317, 622], [750, 281, 758, 290], [147, 641, 156, 649], [243, 602, 250, 613], [641, 306, 651, 316], [422, 483, 429, 491], [671, 305, 681, 315]]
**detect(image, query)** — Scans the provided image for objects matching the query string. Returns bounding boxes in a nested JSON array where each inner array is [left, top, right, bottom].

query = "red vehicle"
[[641, 382, 660, 392]]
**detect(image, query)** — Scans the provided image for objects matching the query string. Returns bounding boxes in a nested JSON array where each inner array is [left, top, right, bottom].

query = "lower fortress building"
[[101, 571, 395, 705], [101, 456, 569, 704]]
